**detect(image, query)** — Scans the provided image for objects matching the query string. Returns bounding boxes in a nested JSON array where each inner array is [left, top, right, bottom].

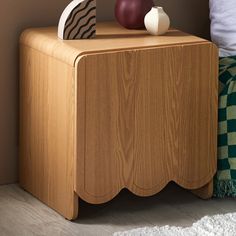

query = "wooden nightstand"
[[19, 22, 218, 220]]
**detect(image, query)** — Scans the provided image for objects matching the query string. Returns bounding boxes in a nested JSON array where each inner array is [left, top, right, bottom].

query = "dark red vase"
[[115, 0, 154, 29]]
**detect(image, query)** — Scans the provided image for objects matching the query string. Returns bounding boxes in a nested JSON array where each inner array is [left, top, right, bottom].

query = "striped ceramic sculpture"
[[58, 0, 96, 40]]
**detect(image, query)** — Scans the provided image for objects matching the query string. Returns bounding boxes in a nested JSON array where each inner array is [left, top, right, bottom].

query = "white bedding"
[[210, 0, 236, 57]]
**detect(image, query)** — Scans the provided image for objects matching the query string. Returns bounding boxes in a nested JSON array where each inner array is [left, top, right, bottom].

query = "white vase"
[[144, 6, 170, 36]]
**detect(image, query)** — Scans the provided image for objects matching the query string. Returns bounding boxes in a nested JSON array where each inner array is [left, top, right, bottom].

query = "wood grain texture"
[[20, 22, 207, 66], [75, 43, 218, 204], [133, 43, 218, 195], [19, 45, 78, 220], [76, 52, 137, 203]]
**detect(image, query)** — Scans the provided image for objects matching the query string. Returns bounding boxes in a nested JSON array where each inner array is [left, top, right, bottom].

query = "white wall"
[[0, 0, 210, 184]]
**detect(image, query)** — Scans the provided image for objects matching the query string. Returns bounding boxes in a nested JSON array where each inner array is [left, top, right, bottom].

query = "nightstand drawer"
[[75, 44, 218, 204]]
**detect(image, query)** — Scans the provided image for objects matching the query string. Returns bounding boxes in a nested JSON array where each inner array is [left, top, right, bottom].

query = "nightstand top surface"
[[20, 21, 208, 66]]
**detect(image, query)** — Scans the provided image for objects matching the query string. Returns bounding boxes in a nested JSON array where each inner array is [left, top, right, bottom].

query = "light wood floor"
[[0, 183, 236, 236]]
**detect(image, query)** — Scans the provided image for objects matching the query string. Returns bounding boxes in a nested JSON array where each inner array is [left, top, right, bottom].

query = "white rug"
[[114, 213, 236, 236]]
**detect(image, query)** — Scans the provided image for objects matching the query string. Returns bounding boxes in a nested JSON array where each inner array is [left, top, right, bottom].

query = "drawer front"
[[75, 44, 218, 204]]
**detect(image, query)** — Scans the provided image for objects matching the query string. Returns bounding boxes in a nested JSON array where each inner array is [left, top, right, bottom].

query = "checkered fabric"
[[214, 56, 236, 197]]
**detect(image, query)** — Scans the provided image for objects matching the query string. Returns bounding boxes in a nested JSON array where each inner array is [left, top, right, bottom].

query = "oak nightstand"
[[19, 22, 218, 220]]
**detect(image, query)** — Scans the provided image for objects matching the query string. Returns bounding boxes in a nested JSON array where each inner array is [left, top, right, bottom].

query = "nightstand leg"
[[20, 45, 79, 221], [191, 180, 213, 199], [66, 193, 79, 221]]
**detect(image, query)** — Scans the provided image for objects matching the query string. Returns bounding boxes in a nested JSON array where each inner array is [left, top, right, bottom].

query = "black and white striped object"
[[58, 0, 96, 40]]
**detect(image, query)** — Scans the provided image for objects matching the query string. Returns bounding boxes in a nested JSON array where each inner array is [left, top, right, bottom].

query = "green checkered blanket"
[[214, 56, 236, 197]]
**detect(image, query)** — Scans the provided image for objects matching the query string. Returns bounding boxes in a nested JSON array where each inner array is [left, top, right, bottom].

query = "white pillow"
[[210, 0, 236, 57]]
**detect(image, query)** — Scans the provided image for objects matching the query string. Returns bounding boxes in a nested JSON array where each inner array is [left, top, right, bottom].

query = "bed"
[[210, 0, 236, 197]]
